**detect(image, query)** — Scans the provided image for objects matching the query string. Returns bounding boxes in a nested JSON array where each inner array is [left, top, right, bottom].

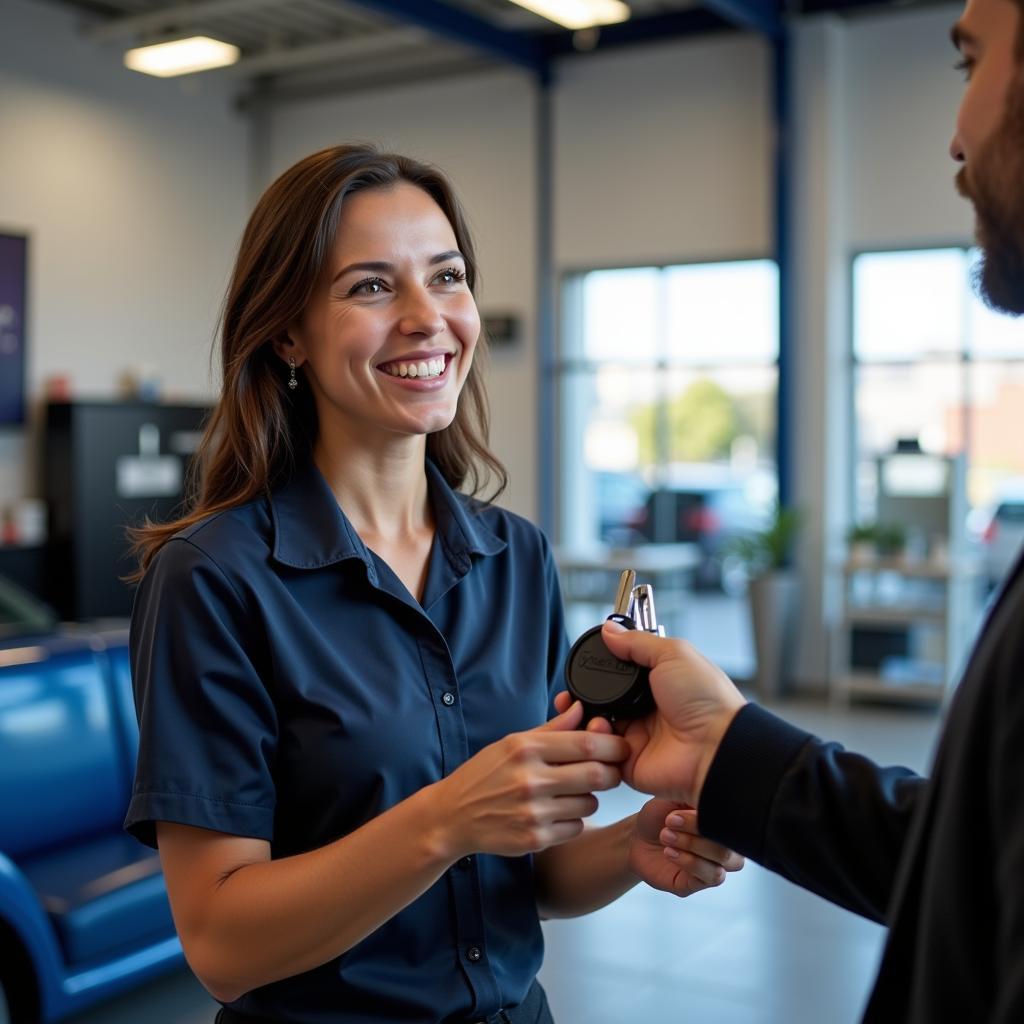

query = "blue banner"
[[0, 233, 27, 425]]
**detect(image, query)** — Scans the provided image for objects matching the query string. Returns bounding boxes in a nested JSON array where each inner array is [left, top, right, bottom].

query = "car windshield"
[[996, 503, 1024, 523]]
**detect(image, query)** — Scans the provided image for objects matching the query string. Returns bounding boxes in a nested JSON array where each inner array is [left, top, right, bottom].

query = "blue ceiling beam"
[[345, 2, 781, 73], [700, 0, 783, 39], [344, 0, 548, 76]]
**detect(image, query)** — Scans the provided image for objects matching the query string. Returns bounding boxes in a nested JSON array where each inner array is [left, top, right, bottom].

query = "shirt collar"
[[270, 457, 505, 570]]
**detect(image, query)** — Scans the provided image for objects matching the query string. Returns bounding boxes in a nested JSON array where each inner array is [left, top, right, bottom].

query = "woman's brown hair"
[[129, 144, 507, 578]]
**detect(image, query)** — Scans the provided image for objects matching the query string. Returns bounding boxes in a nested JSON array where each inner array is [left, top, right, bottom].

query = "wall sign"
[[0, 233, 27, 426], [482, 313, 520, 348]]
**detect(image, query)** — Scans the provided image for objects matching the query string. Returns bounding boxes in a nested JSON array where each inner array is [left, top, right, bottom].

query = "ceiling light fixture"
[[506, 0, 630, 30], [124, 36, 240, 77]]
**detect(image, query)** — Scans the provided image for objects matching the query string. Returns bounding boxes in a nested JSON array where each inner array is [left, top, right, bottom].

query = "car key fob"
[[564, 569, 664, 724]]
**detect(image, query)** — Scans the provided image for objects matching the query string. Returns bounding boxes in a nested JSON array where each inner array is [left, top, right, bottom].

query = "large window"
[[557, 259, 779, 676], [853, 247, 1024, 587]]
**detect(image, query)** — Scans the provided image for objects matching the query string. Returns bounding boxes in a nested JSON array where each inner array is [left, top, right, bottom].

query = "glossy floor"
[[65, 697, 942, 1024]]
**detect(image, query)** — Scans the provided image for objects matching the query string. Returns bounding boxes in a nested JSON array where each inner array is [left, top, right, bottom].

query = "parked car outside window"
[[607, 466, 774, 594], [976, 487, 1024, 588]]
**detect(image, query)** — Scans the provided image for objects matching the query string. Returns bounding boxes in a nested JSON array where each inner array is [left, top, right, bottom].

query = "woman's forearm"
[[176, 783, 456, 1002], [533, 814, 640, 919], [167, 711, 630, 1002]]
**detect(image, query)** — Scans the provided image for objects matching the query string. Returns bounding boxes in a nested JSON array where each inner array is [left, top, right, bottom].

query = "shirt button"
[[441, 691, 456, 706], [466, 945, 482, 963], [458, 855, 473, 869]]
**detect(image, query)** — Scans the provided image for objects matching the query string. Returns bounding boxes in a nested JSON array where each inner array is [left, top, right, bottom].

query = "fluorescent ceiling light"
[[124, 36, 240, 77], [506, 0, 630, 30]]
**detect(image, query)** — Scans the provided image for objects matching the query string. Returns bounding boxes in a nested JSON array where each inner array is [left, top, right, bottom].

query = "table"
[[554, 543, 701, 638]]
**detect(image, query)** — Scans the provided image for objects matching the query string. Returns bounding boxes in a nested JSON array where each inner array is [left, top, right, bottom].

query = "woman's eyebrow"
[[430, 250, 464, 265], [332, 260, 391, 284]]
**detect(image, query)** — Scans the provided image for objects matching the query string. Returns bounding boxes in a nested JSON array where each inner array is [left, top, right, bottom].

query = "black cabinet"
[[44, 401, 209, 621]]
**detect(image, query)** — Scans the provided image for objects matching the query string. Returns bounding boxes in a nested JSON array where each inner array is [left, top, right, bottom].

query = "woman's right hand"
[[432, 701, 630, 860]]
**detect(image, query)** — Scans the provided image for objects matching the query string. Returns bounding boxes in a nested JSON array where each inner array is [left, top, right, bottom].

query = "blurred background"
[[0, 0, 1019, 1021]]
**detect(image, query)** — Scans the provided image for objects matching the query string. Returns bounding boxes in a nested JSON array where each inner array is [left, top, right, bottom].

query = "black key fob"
[[564, 570, 663, 724]]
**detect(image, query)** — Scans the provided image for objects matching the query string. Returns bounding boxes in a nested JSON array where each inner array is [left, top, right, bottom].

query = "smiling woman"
[[130, 146, 504, 576], [119, 143, 745, 1024]]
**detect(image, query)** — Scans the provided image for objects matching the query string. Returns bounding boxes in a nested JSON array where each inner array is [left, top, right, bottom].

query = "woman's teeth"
[[383, 357, 446, 379]]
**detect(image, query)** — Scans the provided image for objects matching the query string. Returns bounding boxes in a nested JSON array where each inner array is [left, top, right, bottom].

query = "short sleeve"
[[124, 536, 278, 849]]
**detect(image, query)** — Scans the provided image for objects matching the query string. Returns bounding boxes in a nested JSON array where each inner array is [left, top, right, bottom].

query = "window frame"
[[555, 253, 781, 548], [847, 241, 1024, 528]]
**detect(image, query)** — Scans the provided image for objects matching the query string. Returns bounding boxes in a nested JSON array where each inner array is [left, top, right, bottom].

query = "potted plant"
[[874, 521, 908, 561], [846, 523, 878, 565], [729, 504, 801, 700]]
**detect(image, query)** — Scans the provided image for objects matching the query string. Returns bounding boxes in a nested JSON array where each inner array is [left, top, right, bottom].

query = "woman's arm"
[[159, 785, 452, 1003], [157, 701, 627, 1003], [533, 815, 639, 919]]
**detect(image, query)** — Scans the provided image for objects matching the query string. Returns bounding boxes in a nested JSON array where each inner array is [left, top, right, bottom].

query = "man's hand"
[[628, 798, 744, 897], [598, 621, 748, 807]]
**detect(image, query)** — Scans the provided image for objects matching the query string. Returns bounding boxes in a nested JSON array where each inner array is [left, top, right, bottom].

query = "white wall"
[[844, 5, 973, 249], [0, 0, 248, 499], [554, 34, 772, 268]]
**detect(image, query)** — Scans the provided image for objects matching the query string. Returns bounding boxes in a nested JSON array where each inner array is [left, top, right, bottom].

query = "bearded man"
[[566, 2, 1024, 1021]]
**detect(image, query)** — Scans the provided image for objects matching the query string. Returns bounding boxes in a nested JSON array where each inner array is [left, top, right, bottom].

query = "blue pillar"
[[774, 30, 794, 512]]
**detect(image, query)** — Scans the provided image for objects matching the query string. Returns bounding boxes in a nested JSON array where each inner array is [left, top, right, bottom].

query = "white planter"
[[748, 570, 800, 700], [848, 541, 876, 566]]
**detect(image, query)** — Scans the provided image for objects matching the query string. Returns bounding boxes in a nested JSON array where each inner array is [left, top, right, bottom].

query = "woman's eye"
[[954, 56, 973, 81], [435, 267, 467, 286], [349, 278, 386, 296]]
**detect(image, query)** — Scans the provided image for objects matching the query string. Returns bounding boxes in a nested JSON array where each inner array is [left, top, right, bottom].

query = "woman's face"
[[284, 182, 481, 443]]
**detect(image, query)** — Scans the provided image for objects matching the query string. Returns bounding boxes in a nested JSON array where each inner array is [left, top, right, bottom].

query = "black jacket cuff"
[[697, 702, 814, 861]]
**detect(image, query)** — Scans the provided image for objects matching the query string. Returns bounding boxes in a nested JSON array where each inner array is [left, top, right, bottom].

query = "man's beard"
[[956, 73, 1024, 316]]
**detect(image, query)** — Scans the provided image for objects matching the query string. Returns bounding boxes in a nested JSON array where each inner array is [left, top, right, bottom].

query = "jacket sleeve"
[[991, 634, 1024, 1022], [697, 703, 926, 923]]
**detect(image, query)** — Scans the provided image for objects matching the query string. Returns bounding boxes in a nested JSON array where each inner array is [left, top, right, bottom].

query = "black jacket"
[[699, 563, 1024, 1023]]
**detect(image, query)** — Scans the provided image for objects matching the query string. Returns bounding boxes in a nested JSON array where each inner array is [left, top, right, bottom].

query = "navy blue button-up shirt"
[[125, 458, 569, 1024]]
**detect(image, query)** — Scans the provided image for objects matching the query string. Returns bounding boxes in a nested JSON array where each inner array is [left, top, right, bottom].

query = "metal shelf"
[[830, 556, 981, 708], [843, 606, 946, 627], [836, 673, 947, 703], [841, 558, 981, 580]]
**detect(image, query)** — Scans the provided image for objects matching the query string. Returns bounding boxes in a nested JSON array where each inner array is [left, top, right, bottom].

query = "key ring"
[[563, 569, 663, 724]]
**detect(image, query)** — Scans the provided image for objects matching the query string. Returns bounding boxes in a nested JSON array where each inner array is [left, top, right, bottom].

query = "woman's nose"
[[398, 288, 445, 336]]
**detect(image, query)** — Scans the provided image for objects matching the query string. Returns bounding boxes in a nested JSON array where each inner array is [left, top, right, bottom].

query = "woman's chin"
[[390, 408, 459, 440]]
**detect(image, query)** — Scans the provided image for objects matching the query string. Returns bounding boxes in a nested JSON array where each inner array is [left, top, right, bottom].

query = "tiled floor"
[[64, 697, 942, 1024]]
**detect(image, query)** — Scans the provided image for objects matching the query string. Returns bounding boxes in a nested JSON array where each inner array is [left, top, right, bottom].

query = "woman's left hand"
[[628, 798, 745, 897]]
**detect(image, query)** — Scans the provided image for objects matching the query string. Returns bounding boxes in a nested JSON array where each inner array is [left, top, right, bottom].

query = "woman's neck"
[[312, 427, 431, 545]]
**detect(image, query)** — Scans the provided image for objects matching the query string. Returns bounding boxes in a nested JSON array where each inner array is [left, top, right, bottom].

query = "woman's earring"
[[288, 356, 298, 391]]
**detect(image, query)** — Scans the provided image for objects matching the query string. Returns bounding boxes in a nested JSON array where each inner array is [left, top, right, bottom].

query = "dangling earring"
[[288, 356, 298, 391]]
